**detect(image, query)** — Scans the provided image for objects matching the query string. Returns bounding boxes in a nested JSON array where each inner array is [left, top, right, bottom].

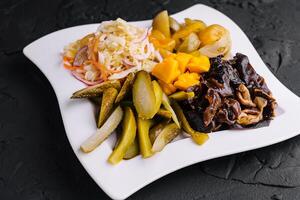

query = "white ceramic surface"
[[23, 4, 300, 200]]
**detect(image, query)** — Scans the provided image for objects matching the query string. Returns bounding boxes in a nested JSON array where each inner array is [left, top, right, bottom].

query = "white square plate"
[[23, 4, 300, 200]]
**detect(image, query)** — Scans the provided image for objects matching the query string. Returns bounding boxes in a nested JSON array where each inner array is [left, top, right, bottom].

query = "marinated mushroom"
[[236, 84, 256, 107]]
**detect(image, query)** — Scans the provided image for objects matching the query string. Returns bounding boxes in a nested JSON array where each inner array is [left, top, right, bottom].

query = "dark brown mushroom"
[[203, 88, 221, 127], [216, 98, 241, 125], [236, 84, 256, 107], [231, 53, 271, 94], [237, 97, 267, 126]]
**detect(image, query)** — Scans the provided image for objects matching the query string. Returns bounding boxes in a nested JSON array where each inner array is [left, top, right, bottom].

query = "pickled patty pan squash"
[[172, 21, 206, 41], [174, 72, 200, 91], [149, 30, 176, 52], [152, 10, 171, 38], [187, 55, 210, 73], [198, 24, 227, 46], [152, 57, 181, 84]]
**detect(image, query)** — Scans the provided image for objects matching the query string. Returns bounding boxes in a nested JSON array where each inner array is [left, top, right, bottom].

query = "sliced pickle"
[[137, 118, 154, 158], [123, 138, 139, 160], [149, 121, 170, 144], [162, 93, 180, 128], [108, 107, 137, 165], [115, 73, 135, 103], [71, 80, 121, 98], [173, 101, 209, 145], [98, 87, 118, 128], [152, 80, 163, 116], [157, 108, 172, 118], [151, 123, 181, 153], [80, 106, 123, 153], [132, 71, 156, 119]]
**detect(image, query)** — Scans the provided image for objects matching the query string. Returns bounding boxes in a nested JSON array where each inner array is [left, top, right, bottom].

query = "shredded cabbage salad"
[[63, 18, 160, 85]]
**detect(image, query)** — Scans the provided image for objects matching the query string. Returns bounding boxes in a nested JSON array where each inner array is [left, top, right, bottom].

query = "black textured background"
[[1, 0, 300, 199]]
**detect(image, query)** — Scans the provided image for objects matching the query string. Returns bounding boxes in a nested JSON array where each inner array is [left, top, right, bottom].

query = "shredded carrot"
[[64, 65, 77, 70], [93, 37, 99, 53], [63, 56, 74, 62], [92, 60, 108, 81]]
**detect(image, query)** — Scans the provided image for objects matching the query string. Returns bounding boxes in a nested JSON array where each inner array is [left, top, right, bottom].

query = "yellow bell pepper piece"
[[152, 57, 181, 84], [158, 80, 177, 95], [175, 53, 193, 73], [172, 22, 206, 41], [174, 72, 200, 90], [187, 55, 210, 73]]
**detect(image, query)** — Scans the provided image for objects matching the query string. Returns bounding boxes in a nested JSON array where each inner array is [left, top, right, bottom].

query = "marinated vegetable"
[[71, 80, 121, 98], [152, 10, 171, 38], [98, 87, 118, 127], [115, 73, 135, 103], [137, 118, 154, 158], [149, 121, 169, 144], [169, 17, 181, 33], [173, 102, 209, 145], [133, 71, 157, 119], [162, 93, 180, 128], [177, 32, 201, 53], [80, 106, 123, 153], [124, 138, 139, 160], [152, 123, 181, 152], [169, 91, 195, 101], [157, 108, 172, 118], [108, 107, 137, 164], [152, 80, 163, 115]]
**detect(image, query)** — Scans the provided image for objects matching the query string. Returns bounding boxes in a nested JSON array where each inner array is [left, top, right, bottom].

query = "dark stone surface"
[[0, 0, 300, 199]]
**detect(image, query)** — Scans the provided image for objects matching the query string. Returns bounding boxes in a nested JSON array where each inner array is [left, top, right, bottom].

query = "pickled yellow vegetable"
[[184, 18, 206, 27], [137, 118, 154, 158], [152, 10, 171, 38], [198, 24, 228, 46], [71, 80, 121, 98], [177, 32, 201, 53], [108, 107, 137, 165], [133, 71, 156, 119], [152, 123, 181, 152], [172, 21, 206, 41], [169, 17, 181, 32], [80, 106, 123, 153], [98, 87, 118, 128]]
